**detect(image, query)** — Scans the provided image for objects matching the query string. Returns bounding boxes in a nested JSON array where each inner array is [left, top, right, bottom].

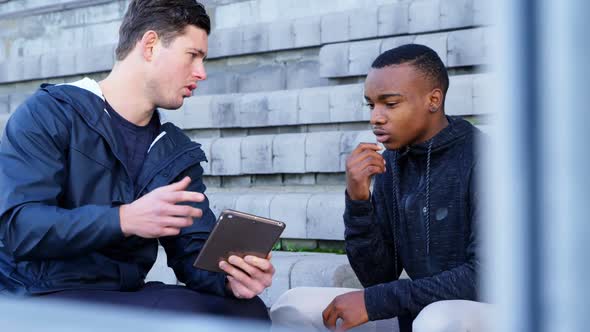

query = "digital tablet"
[[193, 209, 286, 273]]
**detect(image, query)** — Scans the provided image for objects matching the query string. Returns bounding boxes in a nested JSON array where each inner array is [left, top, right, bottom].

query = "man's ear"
[[428, 88, 444, 112], [139, 30, 159, 62]]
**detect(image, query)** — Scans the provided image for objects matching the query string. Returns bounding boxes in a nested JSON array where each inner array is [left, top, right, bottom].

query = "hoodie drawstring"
[[424, 139, 433, 255]]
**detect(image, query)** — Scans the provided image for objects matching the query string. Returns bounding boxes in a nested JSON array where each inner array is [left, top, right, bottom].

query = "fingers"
[[160, 176, 192, 192], [219, 257, 271, 296], [323, 301, 339, 331], [161, 191, 205, 204], [227, 275, 256, 299], [162, 203, 203, 218], [244, 255, 274, 274], [354, 143, 382, 153]]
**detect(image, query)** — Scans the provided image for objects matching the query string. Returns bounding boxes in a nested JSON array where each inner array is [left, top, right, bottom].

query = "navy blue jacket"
[[0, 81, 227, 296], [344, 117, 481, 331]]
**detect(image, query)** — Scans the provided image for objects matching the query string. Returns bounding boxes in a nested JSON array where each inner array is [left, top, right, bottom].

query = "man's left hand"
[[322, 290, 369, 332], [219, 253, 274, 299]]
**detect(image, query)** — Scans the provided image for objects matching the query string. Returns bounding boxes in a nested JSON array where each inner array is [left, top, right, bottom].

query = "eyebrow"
[[187, 48, 208, 59], [364, 93, 403, 101]]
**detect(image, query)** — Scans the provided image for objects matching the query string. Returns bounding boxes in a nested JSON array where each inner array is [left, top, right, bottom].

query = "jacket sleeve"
[[0, 98, 124, 262], [159, 163, 228, 297], [344, 173, 403, 287], [362, 166, 481, 321]]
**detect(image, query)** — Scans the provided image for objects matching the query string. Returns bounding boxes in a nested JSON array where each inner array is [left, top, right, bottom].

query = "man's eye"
[[364, 103, 375, 110], [386, 103, 398, 108]]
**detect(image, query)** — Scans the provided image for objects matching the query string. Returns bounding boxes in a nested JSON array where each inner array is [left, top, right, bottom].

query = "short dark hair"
[[115, 0, 211, 61], [371, 44, 449, 96]]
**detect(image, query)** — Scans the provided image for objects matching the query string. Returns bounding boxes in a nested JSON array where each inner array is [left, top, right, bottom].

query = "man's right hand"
[[345, 143, 386, 201], [119, 176, 205, 238]]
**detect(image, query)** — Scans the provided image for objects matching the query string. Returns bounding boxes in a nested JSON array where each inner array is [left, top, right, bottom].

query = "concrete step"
[[206, 189, 346, 241], [145, 247, 363, 307], [320, 27, 492, 78], [159, 73, 491, 130], [207, 0, 490, 58]]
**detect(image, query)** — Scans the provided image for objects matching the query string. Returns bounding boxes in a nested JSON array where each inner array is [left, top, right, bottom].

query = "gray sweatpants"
[[270, 287, 491, 332]]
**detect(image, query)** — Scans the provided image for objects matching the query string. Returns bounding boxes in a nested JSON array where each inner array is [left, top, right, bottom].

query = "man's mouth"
[[373, 129, 390, 143], [183, 83, 197, 96]]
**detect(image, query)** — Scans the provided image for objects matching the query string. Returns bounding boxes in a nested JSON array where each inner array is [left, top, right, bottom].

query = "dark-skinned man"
[[270, 44, 490, 332]]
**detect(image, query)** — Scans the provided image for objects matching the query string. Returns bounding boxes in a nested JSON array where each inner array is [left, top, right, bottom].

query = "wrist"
[[118, 204, 132, 237]]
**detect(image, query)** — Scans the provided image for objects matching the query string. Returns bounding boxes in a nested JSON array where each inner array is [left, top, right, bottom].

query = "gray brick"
[[298, 88, 331, 124], [211, 95, 239, 127], [259, 252, 307, 307], [378, 3, 410, 36], [283, 174, 315, 185], [234, 194, 273, 217], [208, 28, 243, 58], [237, 65, 285, 93], [238, 93, 269, 127], [203, 176, 220, 188], [9, 93, 28, 113], [267, 90, 299, 126], [319, 43, 350, 79], [252, 174, 282, 186], [316, 173, 346, 186], [40, 53, 59, 78], [145, 247, 177, 285], [75, 44, 114, 74], [293, 16, 321, 48], [0, 58, 23, 83], [286, 60, 327, 90], [0, 95, 9, 114], [268, 21, 294, 51], [329, 84, 365, 122], [306, 193, 345, 240], [305, 132, 342, 172], [159, 106, 185, 129], [349, 8, 378, 40], [320, 12, 349, 44], [194, 137, 213, 175], [414, 32, 448, 65], [206, 192, 239, 217], [242, 24, 269, 54], [0, 113, 10, 136], [241, 135, 274, 174], [210, 137, 242, 175], [183, 95, 213, 129], [440, 0, 475, 29], [195, 71, 238, 95], [221, 175, 252, 187], [290, 253, 362, 289], [473, 0, 493, 25], [270, 194, 311, 239], [445, 75, 474, 116], [380, 35, 414, 54], [472, 73, 492, 114], [273, 133, 306, 173], [448, 28, 490, 67], [409, 0, 441, 33], [348, 39, 381, 76]]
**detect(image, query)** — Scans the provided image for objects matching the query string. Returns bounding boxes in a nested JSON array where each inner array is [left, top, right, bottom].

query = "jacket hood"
[[400, 116, 474, 157]]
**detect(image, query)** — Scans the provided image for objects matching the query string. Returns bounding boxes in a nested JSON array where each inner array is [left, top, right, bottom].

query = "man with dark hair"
[[0, 0, 272, 322], [270, 44, 489, 332]]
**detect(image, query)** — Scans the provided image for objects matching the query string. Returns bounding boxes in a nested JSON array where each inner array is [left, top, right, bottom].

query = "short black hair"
[[116, 0, 211, 61], [371, 44, 449, 96]]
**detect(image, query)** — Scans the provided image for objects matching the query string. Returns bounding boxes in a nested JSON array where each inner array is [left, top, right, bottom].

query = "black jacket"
[[344, 116, 481, 331], [0, 79, 227, 296]]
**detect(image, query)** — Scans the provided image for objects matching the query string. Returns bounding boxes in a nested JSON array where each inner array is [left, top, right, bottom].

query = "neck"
[[99, 62, 155, 126], [417, 113, 449, 144]]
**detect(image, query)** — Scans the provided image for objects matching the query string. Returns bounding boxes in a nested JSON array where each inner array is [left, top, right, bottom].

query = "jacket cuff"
[[107, 206, 126, 241], [344, 190, 373, 217], [364, 280, 409, 321]]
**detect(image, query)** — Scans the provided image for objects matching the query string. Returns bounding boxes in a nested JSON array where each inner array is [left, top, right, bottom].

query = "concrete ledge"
[[320, 27, 491, 78], [145, 247, 362, 308], [0, 1, 488, 84], [206, 190, 346, 240], [158, 74, 490, 130]]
